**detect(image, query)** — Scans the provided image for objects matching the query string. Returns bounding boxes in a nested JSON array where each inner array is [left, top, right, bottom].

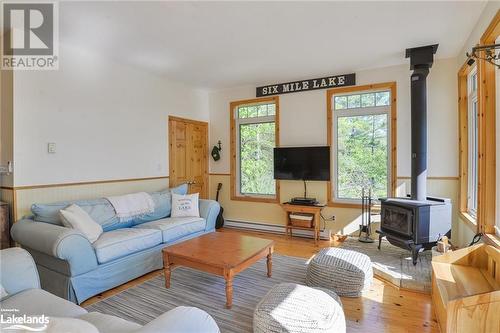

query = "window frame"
[[459, 10, 499, 246], [466, 66, 479, 219], [326, 82, 397, 208], [230, 96, 280, 203], [459, 63, 479, 228]]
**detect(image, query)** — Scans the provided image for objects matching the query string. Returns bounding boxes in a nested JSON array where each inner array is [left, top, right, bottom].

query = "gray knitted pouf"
[[306, 247, 373, 297], [253, 283, 345, 333]]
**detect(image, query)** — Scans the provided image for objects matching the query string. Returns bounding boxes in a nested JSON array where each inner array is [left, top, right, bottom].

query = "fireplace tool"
[[359, 188, 374, 243]]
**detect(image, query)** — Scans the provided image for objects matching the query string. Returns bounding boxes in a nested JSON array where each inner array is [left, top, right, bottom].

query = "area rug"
[[86, 254, 309, 333], [340, 237, 432, 293]]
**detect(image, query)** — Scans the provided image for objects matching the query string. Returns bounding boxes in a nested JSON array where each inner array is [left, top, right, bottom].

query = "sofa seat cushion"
[[93, 228, 162, 264], [0, 288, 87, 318], [79, 312, 141, 333], [134, 217, 206, 243]]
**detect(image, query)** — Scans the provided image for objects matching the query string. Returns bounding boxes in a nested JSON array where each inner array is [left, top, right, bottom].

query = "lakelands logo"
[[0, 310, 49, 331], [1, 1, 59, 70]]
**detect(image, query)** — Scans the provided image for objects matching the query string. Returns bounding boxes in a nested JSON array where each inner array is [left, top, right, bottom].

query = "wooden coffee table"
[[162, 232, 274, 308]]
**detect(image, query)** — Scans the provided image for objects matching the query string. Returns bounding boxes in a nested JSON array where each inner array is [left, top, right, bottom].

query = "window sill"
[[483, 233, 500, 249], [459, 211, 477, 231], [231, 195, 279, 204]]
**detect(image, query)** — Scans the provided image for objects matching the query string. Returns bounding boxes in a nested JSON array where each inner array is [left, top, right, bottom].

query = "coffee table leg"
[[267, 250, 272, 278], [163, 254, 171, 288], [225, 274, 233, 309]]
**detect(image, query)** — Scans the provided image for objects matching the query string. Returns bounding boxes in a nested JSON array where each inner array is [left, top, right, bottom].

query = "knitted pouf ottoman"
[[253, 283, 345, 333], [306, 247, 373, 297]]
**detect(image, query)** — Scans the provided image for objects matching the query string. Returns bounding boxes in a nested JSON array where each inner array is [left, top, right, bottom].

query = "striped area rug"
[[85, 254, 309, 332]]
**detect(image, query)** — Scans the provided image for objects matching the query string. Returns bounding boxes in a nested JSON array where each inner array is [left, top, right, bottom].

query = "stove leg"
[[410, 245, 420, 265], [377, 234, 383, 250]]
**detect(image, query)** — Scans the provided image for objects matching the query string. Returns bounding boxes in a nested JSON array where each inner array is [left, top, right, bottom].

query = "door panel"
[[190, 123, 208, 197], [169, 117, 208, 198]]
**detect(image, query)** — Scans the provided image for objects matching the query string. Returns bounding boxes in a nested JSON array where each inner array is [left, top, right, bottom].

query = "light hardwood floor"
[[82, 228, 440, 333]]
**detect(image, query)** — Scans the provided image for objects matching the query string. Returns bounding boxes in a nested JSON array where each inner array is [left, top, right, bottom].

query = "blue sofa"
[[10, 184, 220, 304]]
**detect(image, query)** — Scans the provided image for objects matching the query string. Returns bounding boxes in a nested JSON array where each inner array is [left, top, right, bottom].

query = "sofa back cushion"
[[30, 184, 189, 231], [129, 184, 188, 226], [31, 198, 120, 230]]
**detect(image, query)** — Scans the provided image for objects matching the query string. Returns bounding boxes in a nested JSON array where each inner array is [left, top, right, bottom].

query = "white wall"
[[12, 42, 209, 186], [208, 57, 462, 243], [209, 57, 459, 178], [0, 69, 14, 187]]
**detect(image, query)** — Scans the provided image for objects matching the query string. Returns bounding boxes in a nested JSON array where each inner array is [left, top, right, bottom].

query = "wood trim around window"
[[478, 10, 499, 236], [457, 62, 478, 231], [229, 96, 280, 203], [326, 82, 397, 207]]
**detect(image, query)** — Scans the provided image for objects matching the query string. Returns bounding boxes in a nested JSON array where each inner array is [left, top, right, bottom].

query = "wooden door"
[[169, 116, 208, 198]]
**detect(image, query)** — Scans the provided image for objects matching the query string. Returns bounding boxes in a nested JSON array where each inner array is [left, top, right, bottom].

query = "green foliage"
[[239, 122, 275, 195], [337, 114, 388, 199]]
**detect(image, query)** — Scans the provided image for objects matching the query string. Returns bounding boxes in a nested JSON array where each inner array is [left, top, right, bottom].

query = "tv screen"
[[274, 146, 330, 181]]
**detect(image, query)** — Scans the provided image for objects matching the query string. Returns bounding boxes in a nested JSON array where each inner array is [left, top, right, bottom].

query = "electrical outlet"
[[48, 142, 56, 153]]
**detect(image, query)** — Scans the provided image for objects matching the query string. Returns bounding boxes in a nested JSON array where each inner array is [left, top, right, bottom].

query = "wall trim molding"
[[9, 176, 169, 190], [396, 176, 459, 180], [208, 174, 459, 180], [224, 219, 332, 240]]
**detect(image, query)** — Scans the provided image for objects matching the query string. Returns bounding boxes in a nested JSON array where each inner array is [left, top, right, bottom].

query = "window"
[[328, 84, 396, 205], [467, 67, 478, 218], [230, 97, 279, 201]]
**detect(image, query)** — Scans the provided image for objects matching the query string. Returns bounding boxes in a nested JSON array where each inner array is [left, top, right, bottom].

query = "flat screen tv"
[[274, 146, 330, 181]]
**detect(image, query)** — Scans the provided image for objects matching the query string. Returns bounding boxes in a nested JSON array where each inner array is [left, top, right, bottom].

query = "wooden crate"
[[289, 213, 314, 228]]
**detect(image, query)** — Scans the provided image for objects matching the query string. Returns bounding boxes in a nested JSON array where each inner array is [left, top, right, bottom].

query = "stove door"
[[381, 205, 414, 237]]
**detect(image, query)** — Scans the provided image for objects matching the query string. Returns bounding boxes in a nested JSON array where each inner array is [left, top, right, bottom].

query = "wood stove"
[[377, 44, 452, 265]]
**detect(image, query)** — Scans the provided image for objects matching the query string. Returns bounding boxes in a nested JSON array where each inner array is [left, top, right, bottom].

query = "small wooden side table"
[[281, 203, 325, 245]]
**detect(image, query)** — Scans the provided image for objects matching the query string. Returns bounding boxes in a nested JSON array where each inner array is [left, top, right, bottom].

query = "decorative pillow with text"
[[171, 193, 200, 218]]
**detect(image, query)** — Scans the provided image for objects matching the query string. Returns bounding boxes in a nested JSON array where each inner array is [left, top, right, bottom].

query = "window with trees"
[[230, 97, 279, 202], [327, 83, 396, 206]]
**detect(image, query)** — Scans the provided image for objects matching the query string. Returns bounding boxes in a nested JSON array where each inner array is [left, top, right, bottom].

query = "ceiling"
[[60, 1, 487, 89]]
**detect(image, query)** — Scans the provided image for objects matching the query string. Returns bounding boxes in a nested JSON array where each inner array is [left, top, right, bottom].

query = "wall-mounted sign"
[[256, 73, 355, 97]]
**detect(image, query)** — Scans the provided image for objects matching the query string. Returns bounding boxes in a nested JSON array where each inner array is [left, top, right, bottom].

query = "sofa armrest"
[[137, 307, 220, 333], [11, 219, 98, 276], [199, 199, 220, 231], [0, 247, 40, 296]]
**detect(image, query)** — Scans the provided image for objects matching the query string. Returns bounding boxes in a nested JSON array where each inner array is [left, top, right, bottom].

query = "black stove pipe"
[[405, 44, 438, 202], [410, 66, 429, 201]]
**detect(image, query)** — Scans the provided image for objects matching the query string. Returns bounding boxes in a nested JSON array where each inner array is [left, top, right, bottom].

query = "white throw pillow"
[[59, 204, 103, 243], [171, 193, 200, 218]]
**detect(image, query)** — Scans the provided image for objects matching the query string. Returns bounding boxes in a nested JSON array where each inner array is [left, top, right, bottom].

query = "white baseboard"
[[223, 219, 332, 240]]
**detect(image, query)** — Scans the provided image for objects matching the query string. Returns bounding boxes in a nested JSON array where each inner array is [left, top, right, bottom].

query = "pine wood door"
[[168, 116, 208, 198]]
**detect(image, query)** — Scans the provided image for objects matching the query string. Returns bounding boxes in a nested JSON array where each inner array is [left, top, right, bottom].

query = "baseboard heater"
[[224, 219, 332, 240]]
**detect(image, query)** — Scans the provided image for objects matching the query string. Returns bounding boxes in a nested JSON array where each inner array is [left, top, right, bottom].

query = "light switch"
[[48, 142, 56, 153]]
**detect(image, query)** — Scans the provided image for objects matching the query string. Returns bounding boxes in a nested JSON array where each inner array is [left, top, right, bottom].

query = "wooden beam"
[[477, 10, 499, 234]]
